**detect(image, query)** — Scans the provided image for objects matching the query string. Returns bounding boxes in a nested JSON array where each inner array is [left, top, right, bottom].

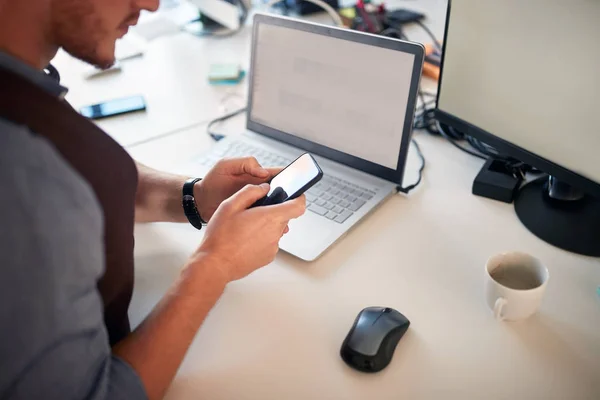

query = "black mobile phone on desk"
[[252, 153, 323, 207], [79, 95, 146, 120]]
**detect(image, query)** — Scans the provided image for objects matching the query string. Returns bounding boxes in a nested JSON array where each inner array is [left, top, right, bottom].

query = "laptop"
[[182, 14, 424, 261]]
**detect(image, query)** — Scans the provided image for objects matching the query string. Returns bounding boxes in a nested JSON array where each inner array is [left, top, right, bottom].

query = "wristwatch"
[[182, 178, 205, 230]]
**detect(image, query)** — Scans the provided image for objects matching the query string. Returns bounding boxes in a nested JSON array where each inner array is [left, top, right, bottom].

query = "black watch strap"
[[182, 178, 205, 230]]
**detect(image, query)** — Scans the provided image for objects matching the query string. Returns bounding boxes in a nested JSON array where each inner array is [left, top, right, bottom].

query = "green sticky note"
[[209, 71, 246, 86], [208, 64, 241, 82]]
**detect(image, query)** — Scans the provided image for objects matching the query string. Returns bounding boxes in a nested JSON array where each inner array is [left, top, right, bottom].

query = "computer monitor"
[[435, 0, 600, 257]]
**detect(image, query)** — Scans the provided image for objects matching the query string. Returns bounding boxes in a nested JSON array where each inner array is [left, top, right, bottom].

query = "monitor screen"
[[249, 23, 416, 170], [437, 0, 600, 186]]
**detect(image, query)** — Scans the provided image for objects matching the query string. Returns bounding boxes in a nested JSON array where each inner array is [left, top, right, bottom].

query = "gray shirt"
[[0, 51, 147, 400]]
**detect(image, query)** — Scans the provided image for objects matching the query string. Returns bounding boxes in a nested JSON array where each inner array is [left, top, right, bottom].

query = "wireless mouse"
[[340, 306, 410, 373]]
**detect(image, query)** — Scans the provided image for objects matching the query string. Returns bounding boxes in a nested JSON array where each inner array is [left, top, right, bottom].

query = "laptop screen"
[[249, 22, 416, 170]]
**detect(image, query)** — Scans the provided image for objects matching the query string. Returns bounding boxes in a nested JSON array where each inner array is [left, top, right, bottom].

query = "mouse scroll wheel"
[[383, 307, 392, 313]]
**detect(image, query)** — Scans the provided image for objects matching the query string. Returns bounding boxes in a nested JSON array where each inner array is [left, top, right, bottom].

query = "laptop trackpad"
[[278, 211, 337, 261]]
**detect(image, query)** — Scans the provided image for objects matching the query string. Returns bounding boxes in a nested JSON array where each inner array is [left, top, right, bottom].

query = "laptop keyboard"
[[195, 141, 292, 169], [195, 141, 375, 223]]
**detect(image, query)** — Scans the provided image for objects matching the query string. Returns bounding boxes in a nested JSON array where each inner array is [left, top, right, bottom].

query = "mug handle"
[[494, 298, 507, 321]]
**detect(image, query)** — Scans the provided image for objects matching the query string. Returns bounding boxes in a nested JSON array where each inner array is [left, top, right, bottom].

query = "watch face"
[[183, 194, 195, 201]]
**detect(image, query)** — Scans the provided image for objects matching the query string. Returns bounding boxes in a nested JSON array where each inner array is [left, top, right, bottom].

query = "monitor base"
[[514, 177, 600, 257]]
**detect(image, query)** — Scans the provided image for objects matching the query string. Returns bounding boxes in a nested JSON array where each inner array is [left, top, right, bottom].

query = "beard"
[[50, 0, 116, 69]]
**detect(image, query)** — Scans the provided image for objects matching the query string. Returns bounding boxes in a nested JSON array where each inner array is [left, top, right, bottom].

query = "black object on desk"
[[472, 158, 523, 203], [385, 8, 425, 25], [340, 307, 410, 373], [79, 95, 146, 120]]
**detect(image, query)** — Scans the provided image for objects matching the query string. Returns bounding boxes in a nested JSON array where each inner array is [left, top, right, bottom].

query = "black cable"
[[207, 107, 247, 141], [416, 89, 437, 114], [447, 125, 465, 140], [398, 139, 425, 194], [415, 20, 442, 51], [436, 121, 488, 160], [418, 109, 536, 180], [413, 106, 438, 133], [417, 90, 427, 116], [466, 136, 508, 159]]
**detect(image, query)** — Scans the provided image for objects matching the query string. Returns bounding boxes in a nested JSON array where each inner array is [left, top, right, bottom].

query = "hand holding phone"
[[252, 153, 323, 208]]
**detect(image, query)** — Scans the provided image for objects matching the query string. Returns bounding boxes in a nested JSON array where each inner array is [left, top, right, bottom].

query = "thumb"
[[227, 183, 270, 212]]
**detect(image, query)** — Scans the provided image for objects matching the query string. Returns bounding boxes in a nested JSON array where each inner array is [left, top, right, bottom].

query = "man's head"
[[50, 0, 159, 69]]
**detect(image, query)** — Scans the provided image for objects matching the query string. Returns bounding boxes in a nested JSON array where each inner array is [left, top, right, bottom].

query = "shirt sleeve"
[[0, 123, 148, 400]]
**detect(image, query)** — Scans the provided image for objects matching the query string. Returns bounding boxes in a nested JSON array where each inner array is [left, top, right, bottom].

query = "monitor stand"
[[514, 176, 600, 257]]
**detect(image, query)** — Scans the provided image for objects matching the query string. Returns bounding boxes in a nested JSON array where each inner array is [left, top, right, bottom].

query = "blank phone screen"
[[80, 96, 146, 119], [266, 154, 321, 204]]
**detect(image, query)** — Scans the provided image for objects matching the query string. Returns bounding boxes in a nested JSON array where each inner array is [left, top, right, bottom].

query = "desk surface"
[[55, 1, 600, 398], [128, 120, 600, 400], [52, 30, 250, 147]]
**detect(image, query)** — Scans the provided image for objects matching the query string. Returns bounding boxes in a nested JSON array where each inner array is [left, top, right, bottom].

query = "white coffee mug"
[[485, 252, 549, 321]]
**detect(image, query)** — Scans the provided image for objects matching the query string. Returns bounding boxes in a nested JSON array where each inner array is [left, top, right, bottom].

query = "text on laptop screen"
[[249, 23, 415, 170]]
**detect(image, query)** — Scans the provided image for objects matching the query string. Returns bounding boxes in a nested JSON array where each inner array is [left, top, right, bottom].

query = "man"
[[0, 1, 305, 399]]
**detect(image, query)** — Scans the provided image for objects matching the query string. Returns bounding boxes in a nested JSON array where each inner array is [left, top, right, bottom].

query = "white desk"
[[127, 119, 600, 399], [58, 1, 600, 398], [51, 30, 250, 147]]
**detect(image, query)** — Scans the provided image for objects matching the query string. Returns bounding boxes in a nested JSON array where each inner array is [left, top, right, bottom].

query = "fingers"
[[221, 157, 269, 178], [268, 195, 306, 221], [265, 167, 283, 178], [224, 183, 270, 213]]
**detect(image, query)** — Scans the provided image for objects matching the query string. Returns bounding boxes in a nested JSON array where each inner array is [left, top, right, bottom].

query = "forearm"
[[135, 162, 189, 223], [113, 253, 227, 400]]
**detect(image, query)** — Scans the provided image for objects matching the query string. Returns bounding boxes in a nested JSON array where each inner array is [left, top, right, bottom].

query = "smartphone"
[[79, 95, 146, 120], [252, 153, 323, 207]]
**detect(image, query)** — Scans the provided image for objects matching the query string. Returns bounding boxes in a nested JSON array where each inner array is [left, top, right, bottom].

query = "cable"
[[414, 20, 442, 51], [265, 0, 344, 27], [398, 138, 426, 194], [436, 121, 487, 159], [417, 90, 431, 119], [466, 136, 509, 160], [419, 90, 437, 98], [413, 104, 437, 132], [207, 107, 247, 141], [416, 107, 537, 181]]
